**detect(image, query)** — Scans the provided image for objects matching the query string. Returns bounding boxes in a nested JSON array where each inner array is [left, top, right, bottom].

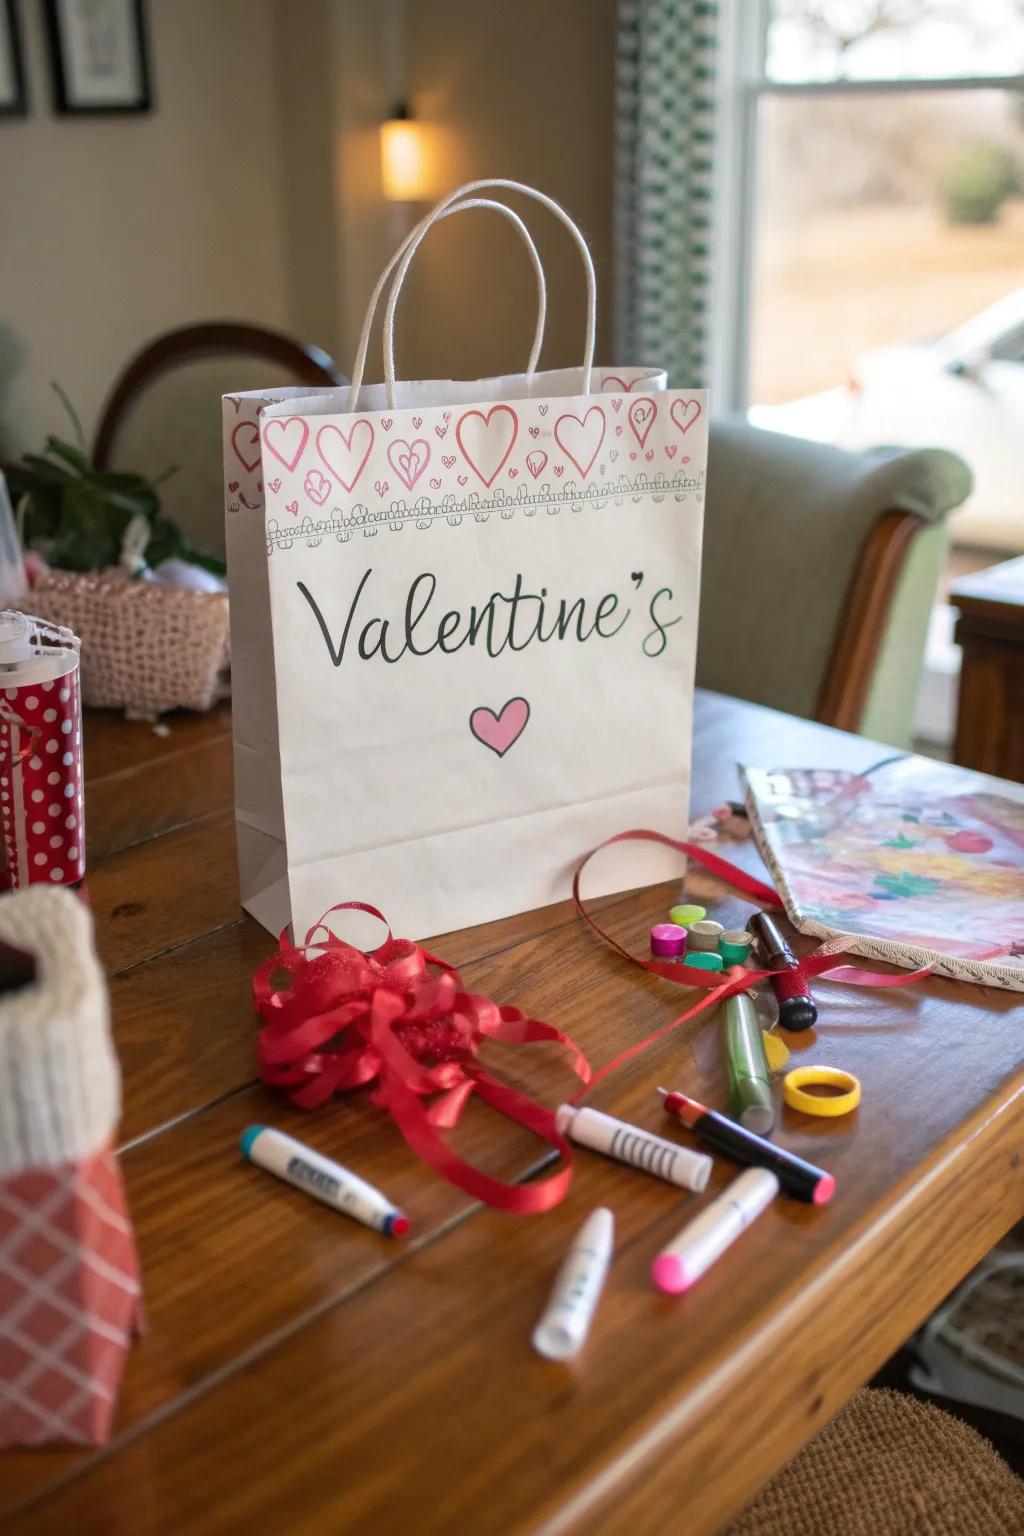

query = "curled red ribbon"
[[254, 836, 932, 1213], [571, 828, 932, 1096], [253, 902, 590, 1212]]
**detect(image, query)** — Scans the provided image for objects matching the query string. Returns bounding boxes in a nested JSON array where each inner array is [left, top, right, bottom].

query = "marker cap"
[[668, 904, 706, 928], [652, 1168, 779, 1294], [240, 1124, 265, 1159], [687, 919, 724, 953], [719, 931, 753, 965], [683, 950, 724, 972], [650, 922, 687, 958], [734, 1077, 775, 1136]]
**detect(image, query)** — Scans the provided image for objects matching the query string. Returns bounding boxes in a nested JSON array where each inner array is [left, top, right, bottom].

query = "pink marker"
[[651, 1167, 779, 1295]]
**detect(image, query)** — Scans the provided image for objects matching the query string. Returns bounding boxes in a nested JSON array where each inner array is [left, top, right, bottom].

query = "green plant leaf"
[[13, 388, 225, 578], [43, 436, 92, 476], [17, 454, 79, 487], [50, 382, 87, 452], [92, 472, 160, 518]]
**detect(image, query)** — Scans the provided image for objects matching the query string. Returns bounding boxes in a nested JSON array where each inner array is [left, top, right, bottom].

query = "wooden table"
[[952, 554, 1024, 782], [3, 691, 1022, 1536]]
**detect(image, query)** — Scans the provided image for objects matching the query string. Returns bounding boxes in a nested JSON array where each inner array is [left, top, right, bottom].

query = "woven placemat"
[[725, 1388, 1024, 1536]]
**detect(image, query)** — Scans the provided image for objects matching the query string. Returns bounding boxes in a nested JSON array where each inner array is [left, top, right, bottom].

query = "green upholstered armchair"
[[696, 418, 973, 748]]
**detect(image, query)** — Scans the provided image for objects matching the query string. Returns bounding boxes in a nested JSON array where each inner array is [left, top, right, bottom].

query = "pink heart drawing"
[[435, 423, 449, 438], [442, 454, 456, 469], [429, 476, 442, 489], [610, 398, 623, 413], [602, 372, 662, 393], [285, 500, 299, 517], [469, 697, 530, 757], [628, 397, 657, 449], [412, 416, 423, 430], [645, 449, 655, 461], [526, 450, 548, 479], [381, 417, 393, 431], [387, 437, 430, 491], [528, 425, 540, 439], [263, 417, 310, 472], [304, 469, 331, 506], [374, 479, 389, 497], [228, 480, 239, 493], [615, 425, 624, 436], [538, 404, 548, 416], [509, 467, 518, 479], [231, 421, 261, 472], [269, 478, 282, 493], [316, 420, 374, 492], [456, 405, 518, 487], [257, 481, 263, 492], [670, 397, 702, 435], [554, 406, 606, 478], [666, 444, 678, 459], [457, 474, 468, 486], [629, 452, 637, 461], [553, 465, 565, 478], [443, 411, 451, 423]]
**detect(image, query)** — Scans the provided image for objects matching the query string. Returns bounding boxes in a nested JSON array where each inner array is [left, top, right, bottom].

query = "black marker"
[[749, 911, 818, 1031], [659, 1090, 834, 1205]]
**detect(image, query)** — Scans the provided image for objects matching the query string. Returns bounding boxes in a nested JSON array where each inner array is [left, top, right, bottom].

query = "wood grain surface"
[[3, 693, 1021, 1535], [951, 556, 1024, 782]]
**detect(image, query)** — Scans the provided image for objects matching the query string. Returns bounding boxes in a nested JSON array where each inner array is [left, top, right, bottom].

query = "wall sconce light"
[[381, 103, 425, 201]]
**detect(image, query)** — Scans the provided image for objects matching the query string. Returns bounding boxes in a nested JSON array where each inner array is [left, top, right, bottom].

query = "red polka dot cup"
[[0, 645, 84, 892]]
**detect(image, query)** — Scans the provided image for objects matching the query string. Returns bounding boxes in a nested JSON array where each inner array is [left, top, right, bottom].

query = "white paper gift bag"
[[224, 180, 708, 941]]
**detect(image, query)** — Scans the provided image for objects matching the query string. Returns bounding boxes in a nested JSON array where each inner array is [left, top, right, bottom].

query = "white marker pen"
[[555, 1105, 712, 1193], [532, 1207, 614, 1362], [240, 1125, 409, 1236], [652, 1167, 779, 1294]]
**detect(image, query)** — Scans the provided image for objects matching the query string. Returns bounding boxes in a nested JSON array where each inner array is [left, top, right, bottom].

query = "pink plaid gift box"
[[0, 885, 141, 1447]]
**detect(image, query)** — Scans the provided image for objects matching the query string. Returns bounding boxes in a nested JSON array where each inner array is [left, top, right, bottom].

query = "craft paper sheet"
[[226, 366, 708, 941], [743, 757, 1024, 990]]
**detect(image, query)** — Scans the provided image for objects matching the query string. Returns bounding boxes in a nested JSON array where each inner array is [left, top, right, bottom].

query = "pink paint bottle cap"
[[650, 922, 687, 958]]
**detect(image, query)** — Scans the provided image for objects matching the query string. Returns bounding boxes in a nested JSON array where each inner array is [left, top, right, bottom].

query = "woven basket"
[[726, 1388, 1024, 1536], [26, 569, 230, 715]]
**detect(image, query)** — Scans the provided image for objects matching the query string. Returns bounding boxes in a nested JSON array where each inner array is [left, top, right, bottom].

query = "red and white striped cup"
[[0, 612, 84, 892]]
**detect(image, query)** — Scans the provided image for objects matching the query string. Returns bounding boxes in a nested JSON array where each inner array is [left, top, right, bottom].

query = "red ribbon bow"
[[253, 902, 591, 1212], [254, 838, 932, 1213]]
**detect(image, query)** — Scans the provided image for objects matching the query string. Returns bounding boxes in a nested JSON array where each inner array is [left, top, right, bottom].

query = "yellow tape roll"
[[783, 1065, 861, 1118]]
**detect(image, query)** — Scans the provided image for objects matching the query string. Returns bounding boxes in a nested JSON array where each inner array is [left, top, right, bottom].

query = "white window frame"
[[711, 0, 1024, 413]]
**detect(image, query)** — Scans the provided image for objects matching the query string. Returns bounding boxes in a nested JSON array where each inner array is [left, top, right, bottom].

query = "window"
[[717, 1, 1024, 553]]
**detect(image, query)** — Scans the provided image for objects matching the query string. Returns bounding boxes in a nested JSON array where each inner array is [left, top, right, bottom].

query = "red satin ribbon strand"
[[568, 827, 933, 1097], [574, 827, 932, 991], [377, 1070, 574, 1212], [572, 828, 781, 990], [253, 829, 931, 1214], [253, 906, 590, 1213]]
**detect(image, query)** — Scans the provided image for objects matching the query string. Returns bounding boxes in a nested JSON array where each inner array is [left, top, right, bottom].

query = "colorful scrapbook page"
[[742, 756, 1024, 991]]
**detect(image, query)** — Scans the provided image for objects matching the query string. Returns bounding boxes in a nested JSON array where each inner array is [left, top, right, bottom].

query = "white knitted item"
[[0, 885, 118, 1175]]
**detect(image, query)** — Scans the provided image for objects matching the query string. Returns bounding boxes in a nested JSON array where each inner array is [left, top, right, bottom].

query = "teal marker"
[[723, 993, 775, 1135], [683, 950, 723, 972]]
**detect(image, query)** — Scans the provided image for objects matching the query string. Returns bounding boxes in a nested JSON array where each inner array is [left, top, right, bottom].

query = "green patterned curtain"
[[614, 0, 719, 386]]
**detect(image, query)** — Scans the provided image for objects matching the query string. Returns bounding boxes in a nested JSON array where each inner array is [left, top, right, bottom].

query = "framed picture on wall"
[[45, 0, 151, 115], [0, 0, 27, 117]]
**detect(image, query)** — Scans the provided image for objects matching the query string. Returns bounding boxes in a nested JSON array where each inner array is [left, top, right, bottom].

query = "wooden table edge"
[[533, 1072, 1024, 1536]]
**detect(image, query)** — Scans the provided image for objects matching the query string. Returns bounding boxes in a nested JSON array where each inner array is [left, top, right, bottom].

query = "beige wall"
[[398, 0, 616, 382], [0, 0, 617, 458], [0, 0, 291, 455]]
